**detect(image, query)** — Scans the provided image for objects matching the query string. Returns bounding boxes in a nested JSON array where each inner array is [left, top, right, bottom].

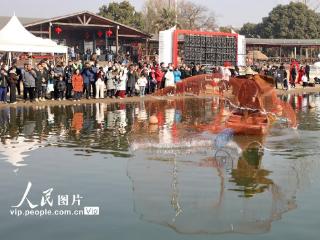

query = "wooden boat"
[[226, 112, 269, 135]]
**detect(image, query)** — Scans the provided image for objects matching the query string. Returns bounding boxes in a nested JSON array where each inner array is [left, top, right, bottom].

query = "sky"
[[0, 0, 295, 27]]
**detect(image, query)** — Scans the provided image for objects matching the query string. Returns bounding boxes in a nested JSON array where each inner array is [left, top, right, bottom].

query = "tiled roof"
[[246, 38, 320, 46]]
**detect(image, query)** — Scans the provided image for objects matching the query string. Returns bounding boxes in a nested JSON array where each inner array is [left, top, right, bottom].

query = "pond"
[[0, 94, 319, 240]]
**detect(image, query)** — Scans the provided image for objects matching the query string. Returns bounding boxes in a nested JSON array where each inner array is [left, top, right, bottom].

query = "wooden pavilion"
[[23, 11, 151, 60]]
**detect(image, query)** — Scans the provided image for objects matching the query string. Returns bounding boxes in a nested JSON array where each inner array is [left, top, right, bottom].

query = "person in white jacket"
[[106, 67, 116, 98], [117, 66, 128, 99], [137, 74, 148, 97], [95, 71, 105, 99], [165, 67, 175, 87]]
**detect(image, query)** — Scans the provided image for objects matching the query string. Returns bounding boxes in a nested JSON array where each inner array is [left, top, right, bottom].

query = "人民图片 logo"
[[10, 182, 99, 217]]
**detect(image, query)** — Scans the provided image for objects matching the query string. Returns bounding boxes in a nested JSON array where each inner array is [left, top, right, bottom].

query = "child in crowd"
[[302, 73, 308, 88], [137, 73, 148, 97]]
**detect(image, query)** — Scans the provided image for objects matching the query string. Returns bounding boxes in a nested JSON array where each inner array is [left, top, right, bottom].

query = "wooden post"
[[279, 46, 282, 63], [7, 52, 12, 67], [49, 22, 52, 39], [93, 31, 96, 53], [306, 48, 309, 59], [116, 25, 119, 57], [145, 38, 149, 61], [105, 31, 108, 51]]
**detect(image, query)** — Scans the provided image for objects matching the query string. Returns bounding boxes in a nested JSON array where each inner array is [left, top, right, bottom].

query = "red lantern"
[[97, 31, 103, 38], [106, 29, 113, 37], [55, 26, 62, 35]]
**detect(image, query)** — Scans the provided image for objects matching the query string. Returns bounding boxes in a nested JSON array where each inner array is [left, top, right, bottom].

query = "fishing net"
[[127, 139, 297, 234], [170, 73, 299, 135], [153, 74, 221, 96], [120, 86, 300, 234]]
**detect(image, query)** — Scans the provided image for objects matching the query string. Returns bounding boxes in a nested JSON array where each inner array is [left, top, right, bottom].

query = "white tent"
[[0, 15, 67, 54]]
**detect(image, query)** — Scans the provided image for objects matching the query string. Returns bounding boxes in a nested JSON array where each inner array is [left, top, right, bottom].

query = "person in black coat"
[[9, 62, 22, 96], [36, 63, 48, 101], [305, 64, 310, 81], [127, 65, 137, 97], [0, 66, 8, 103], [290, 66, 297, 88], [64, 61, 74, 99], [56, 76, 66, 100], [8, 70, 18, 104]]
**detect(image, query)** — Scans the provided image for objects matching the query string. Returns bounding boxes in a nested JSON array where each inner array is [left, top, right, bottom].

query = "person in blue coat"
[[81, 62, 95, 99], [173, 68, 182, 84]]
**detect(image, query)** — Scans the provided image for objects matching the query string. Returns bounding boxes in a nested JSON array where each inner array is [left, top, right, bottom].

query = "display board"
[[182, 34, 237, 66]]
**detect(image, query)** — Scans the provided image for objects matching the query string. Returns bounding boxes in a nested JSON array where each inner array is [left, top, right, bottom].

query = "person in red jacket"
[[155, 65, 164, 90], [297, 66, 304, 85], [72, 69, 84, 101]]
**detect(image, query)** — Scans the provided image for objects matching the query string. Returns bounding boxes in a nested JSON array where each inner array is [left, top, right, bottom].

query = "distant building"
[[0, 11, 151, 61], [246, 38, 320, 63]]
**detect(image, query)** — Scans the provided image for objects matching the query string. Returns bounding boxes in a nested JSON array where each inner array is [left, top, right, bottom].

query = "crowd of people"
[[2, 57, 314, 105], [0, 59, 223, 105], [258, 62, 313, 90]]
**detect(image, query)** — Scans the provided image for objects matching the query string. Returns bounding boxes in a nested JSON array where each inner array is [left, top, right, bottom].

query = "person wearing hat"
[[237, 67, 261, 112], [245, 67, 257, 78], [9, 70, 18, 104]]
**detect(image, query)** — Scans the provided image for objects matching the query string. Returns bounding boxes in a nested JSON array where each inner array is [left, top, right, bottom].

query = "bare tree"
[[143, 0, 170, 33], [177, 0, 217, 31], [200, 12, 217, 31], [154, 8, 177, 32], [142, 0, 217, 33]]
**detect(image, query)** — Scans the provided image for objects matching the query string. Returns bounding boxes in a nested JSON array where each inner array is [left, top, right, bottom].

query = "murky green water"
[[0, 95, 319, 240]]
